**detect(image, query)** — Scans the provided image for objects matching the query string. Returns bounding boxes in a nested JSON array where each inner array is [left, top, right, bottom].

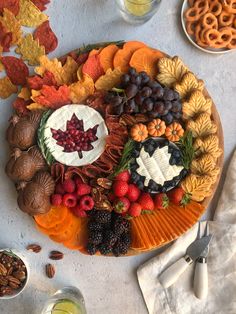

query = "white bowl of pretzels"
[[181, 0, 236, 54]]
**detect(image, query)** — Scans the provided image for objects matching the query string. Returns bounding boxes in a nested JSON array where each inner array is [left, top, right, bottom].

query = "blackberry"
[[120, 232, 131, 247], [87, 243, 97, 255], [99, 243, 112, 255], [87, 209, 97, 217], [112, 241, 129, 257], [113, 216, 130, 236], [103, 230, 117, 247], [88, 231, 103, 245], [88, 220, 103, 232], [94, 210, 111, 224]]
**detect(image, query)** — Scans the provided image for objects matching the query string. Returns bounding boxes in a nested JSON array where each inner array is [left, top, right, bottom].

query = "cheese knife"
[[159, 234, 212, 288]]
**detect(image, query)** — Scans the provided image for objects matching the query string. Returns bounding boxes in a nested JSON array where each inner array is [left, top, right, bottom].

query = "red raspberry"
[[51, 194, 62, 206], [55, 183, 65, 195], [113, 180, 129, 197], [62, 193, 77, 208], [63, 179, 76, 193], [115, 170, 131, 182], [138, 192, 154, 211], [74, 176, 83, 187], [126, 184, 140, 202], [77, 183, 91, 196], [72, 206, 87, 218], [129, 203, 142, 217], [79, 195, 94, 211], [114, 197, 130, 214]]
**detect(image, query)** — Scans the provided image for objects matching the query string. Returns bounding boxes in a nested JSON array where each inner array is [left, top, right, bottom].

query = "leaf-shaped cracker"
[[69, 74, 94, 103], [157, 56, 189, 87], [18, 87, 31, 100], [181, 173, 214, 202], [95, 67, 123, 91], [0, 8, 22, 45], [190, 153, 220, 179], [186, 112, 217, 138], [0, 76, 17, 98], [182, 90, 212, 119], [15, 33, 45, 65], [193, 135, 223, 159], [16, 0, 48, 27], [174, 72, 204, 99], [35, 55, 64, 85]]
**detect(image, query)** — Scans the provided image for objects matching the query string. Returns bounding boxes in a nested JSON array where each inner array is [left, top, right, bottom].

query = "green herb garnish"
[[75, 40, 124, 55], [177, 131, 195, 170]]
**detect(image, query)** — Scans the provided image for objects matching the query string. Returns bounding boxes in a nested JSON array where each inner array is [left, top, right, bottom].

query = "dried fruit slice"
[[63, 217, 88, 250], [50, 215, 82, 243], [82, 54, 104, 81], [1, 56, 29, 86], [99, 44, 119, 72], [36, 211, 73, 235], [33, 20, 58, 54], [34, 205, 69, 229]]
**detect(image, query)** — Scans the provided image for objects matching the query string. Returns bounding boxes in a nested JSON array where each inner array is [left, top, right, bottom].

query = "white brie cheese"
[[44, 104, 108, 167], [136, 146, 184, 186]]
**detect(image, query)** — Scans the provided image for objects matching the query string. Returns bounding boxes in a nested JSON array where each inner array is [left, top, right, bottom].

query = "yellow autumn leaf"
[[95, 67, 123, 91], [27, 102, 46, 111], [31, 89, 41, 102], [69, 75, 94, 104], [18, 87, 31, 100], [0, 9, 22, 45], [77, 64, 83, 81], [0, 77, 18, 99], [15, 34, 45, 65], [16, 0, 48, 27], [35, 55, 64, 85], [62, 56, 79, 85]]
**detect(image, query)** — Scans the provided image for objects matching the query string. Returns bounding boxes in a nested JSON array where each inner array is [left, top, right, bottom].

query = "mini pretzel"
[[218, 10, 235, 26], [209, 0, 223, 16], [194, 0, 209, 15], [185, 7, 201, 22], [195, 23, 209, 47], [186, 21, 198, 35], [188, 0, 195, 7], [222, 0, 236, 14], [233, 17, 236, 27], [205, 27, 232, 48], [227, 28, 236, 48], [201, 12, 218, 29]]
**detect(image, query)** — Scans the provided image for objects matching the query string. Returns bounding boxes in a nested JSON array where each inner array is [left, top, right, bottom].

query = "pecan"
[[95, 200, 113, 212], [45, 264, 55, 279], [12, 270, 26, 282], [97, 178, 112, 190], [0, 275, 8, 286], [7, 266, 13, 276], [0, 286, 13, 296], [0, 263, 7, 276], [49, 251, 64, 260], [91, 188, 102, 203], [9, 281, 19, 290], [7, 276, 21, 286], [26, 244, 42, 253]]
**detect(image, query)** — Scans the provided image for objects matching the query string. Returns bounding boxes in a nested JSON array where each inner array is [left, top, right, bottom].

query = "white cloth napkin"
[[137, 150, 236, 314]]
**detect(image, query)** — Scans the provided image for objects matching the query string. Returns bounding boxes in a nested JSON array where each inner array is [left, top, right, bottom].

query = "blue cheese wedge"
[[44, 104, 108, 167]]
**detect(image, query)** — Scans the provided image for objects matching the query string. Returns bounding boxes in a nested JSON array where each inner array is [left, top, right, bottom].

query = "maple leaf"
[[34, 85, 71, 109]]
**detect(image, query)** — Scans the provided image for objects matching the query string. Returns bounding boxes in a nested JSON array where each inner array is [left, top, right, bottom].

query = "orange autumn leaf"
[[34, 85, 71, 109], [18, 87, 31, 100], [113, 41, 146, 72], [129, 47, 165, 78], [99, 44, 119, 72], [95, 67, 123, 91], [27, 102, 46, 111], [82, 54, 104, 81], [89, 48, 102, 57]]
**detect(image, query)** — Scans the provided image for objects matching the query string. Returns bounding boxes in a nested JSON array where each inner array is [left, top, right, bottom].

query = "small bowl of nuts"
[[0, 248, 29, 299]]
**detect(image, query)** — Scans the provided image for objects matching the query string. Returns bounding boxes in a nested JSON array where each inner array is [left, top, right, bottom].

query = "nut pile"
[[0, 251, 27, 297]]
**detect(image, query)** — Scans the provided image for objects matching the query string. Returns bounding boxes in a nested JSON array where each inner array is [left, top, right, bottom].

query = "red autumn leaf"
[[31, 0, 50, 11], [1, 56, 29, 86], [0, 22, 12, 52], [27, 71, 57, 90], [0, 0, 20, 16], [82, 54, 104, 81], [35, 85, 71, 109], [76, 52, 89, 66], [13, 97, 31, 116], [33, 20, 58, 54]]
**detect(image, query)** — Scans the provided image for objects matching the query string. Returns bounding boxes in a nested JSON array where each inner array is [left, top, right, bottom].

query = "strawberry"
[[138, 192, 154, 211], [129, 203, 142, 217], [167, 187, 191, 206], [107, 192, 116, 202], [113, 180, 129, 197], [115, 170, 131, 182], [62, 179, 76, 193], [77, 183, 91, 196], [55, 183, 65, 195], [79, 195, 94, 211], [62, 193, 77, 207], [126, 184, 140, 202], [154, 193, 169, 210], [114, 197, 130, 214], [72, 206, 87, 217], [51, 194, 62, 206]]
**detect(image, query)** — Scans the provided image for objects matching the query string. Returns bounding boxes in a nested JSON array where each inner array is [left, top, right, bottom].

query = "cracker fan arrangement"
[[5, 40, 223, 256]]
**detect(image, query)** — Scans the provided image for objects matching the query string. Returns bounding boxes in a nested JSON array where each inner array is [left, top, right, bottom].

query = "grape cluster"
[[105, 68, 182, 125]]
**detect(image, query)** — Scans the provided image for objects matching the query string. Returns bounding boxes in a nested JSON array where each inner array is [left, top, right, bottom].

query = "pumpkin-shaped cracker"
[[147, 119, 166, 137], [165, 122, 184, 142], [130, 123, 148, 142]]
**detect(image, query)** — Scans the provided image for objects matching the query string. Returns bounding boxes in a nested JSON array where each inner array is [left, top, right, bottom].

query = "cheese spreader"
[[159, 234, 212, 289]]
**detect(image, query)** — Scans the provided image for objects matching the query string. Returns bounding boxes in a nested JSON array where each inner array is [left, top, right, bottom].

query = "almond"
[[45, 264, 55, 279], [49, 251, 64, 260], [26, 244, 42, 253]]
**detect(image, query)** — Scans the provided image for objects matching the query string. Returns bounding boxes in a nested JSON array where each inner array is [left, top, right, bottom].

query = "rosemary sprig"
[[75, 40, 124, 55], [37, 110, 55, 166], [177, 131, 195, 170], [109, 139, 135, 179], [3, 250, 20, 260]]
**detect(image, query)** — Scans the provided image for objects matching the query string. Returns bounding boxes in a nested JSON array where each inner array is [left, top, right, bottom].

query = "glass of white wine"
[[115, 0, 161, 24], [41, 287, 86, 314]]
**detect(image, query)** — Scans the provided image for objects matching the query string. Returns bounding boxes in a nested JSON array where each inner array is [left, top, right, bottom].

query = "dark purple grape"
[[162, 109, 169, 116], [163, 88, 175, 101], [148, 111, 160, 118], [140, 86, 152, 97], [172, 112, 182, 120], [173, 91, 180, 100], [152, 86, 164, 99], [153, 101, 165, 114], [139, 72, 150, 85], [134, 93, 144, 105], [124, 99, 136, 113], [162, 113, 174, 125], [121, 74, 130, 87], [164, 101, 172, 111], [147, 80, 161, 89], [171, 100, 182, 113], [131, 75, 142, 86], [113, 103, 124, 115], [105, 92, 115, 103], [134, 104, 139, 113], [142, 98, 153, 112], [129, 67, 136, 76], [125, 84, 138, 98], [111, 96, 123, 106]]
